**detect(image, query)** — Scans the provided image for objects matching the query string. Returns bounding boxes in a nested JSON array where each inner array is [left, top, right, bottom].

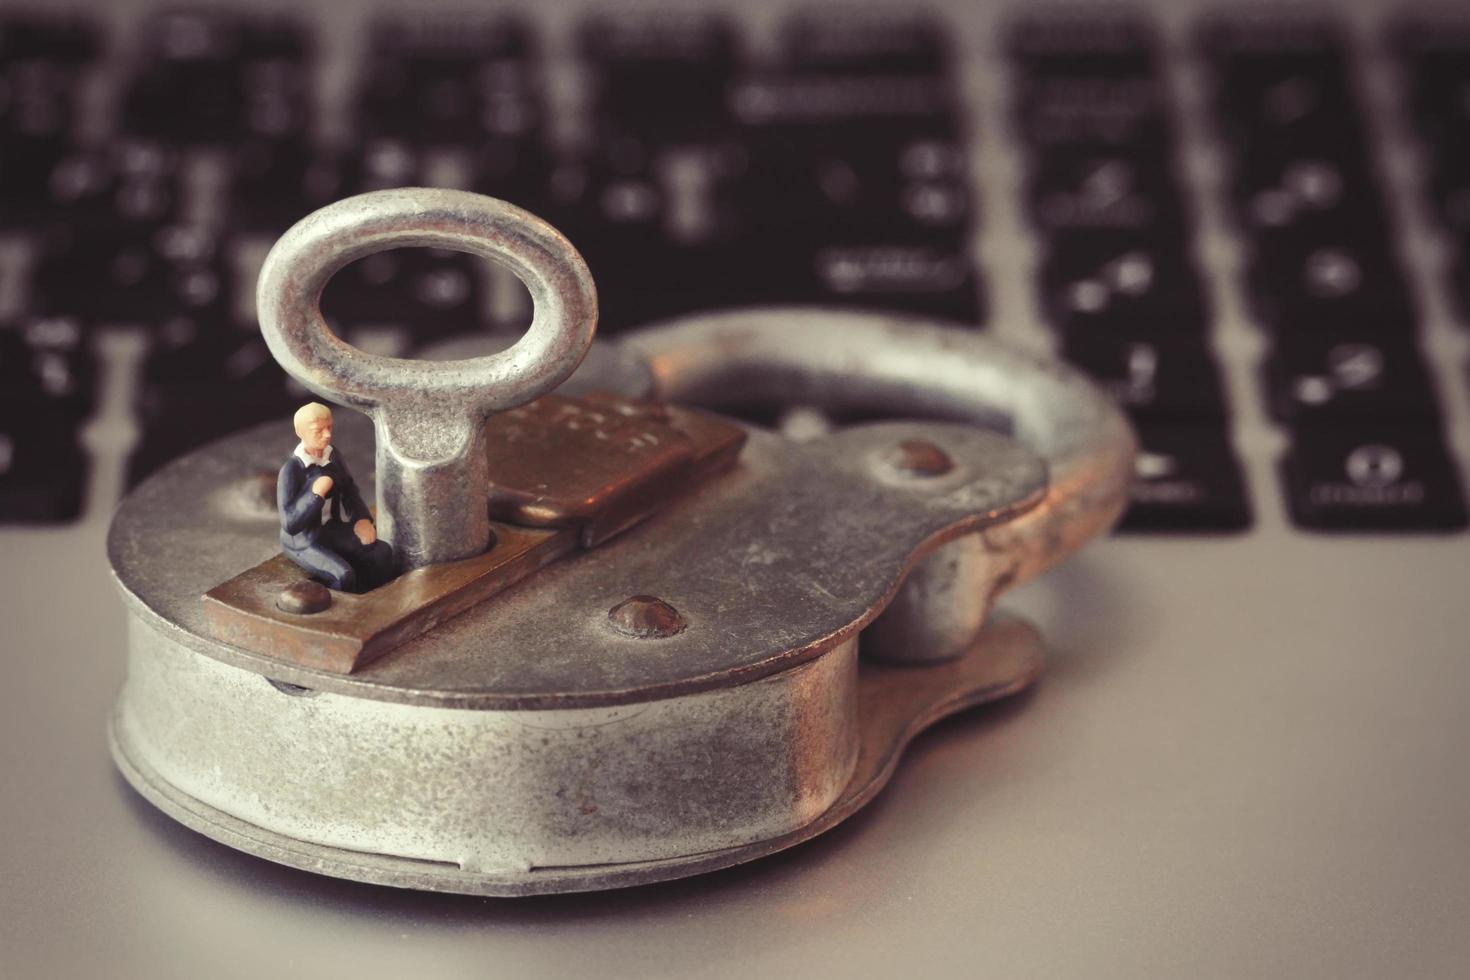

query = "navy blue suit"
[[277, 446, 395, 593]]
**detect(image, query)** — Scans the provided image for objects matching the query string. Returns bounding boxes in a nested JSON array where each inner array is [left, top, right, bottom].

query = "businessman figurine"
[[277, 402, 395, 593]]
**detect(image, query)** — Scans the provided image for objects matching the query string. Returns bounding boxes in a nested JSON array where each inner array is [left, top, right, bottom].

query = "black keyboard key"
[[1118, 423, 1252, 532], [0, 137, 69, 225], [360, 64, 540, 146], [1014, 75, 1172, 154], [1267, 333, 1442, 427], [228, 138, 335, 231], [781, 10, 949, 76], [340, 139, 424, 195], [1215, 68, 1364, 154], [320, 248, 485, 342], [1007, 12, 1158, 79], [0, 61, 83, 221], [736, 134, 972, 247], [0, 58, 78, 141], [124, 9, 312, 143], [1246, 240, 1416, 335], [1065, 333, 1227, 421], [143, 317, 284, 388], [0, 316, 95, 419], [591, 240, 985, 332], [541, 152, 748, 329], [729, 72, 957, 145], [1201, 15, 1364, 152], [1229, 150, 1389, 248], [45, 139, 182, 230], [546, 155, 670, 272], [131, 320, 306, 485], [368, 11, 530, 62], [800, 244, 984, 322], [582, 14, 736, 139], [359, 14, 537, 145], [228, 136, 426, 232], [0, 14, 99, 64], [469, 137, 555, 214], [33, 225, 230, 326], [1199, 16, 1350, 94], [1026, 151, 1188, 239], [1038, 236, 1207, 335], [237, 58, 312, 142], [0, 407, 87, 522], [1282, 430, 1468, 531]]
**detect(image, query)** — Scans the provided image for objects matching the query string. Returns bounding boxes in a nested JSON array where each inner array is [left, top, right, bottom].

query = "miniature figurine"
[[277, 402, 395, 593]]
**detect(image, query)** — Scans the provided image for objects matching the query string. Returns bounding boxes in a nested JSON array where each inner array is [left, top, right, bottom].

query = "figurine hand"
[[311, 476, 334, 497], [354, 519, 377, 546]]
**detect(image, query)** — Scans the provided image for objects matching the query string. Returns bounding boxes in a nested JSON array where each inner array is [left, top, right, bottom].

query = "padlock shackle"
[[623, 308, 1137, 594]]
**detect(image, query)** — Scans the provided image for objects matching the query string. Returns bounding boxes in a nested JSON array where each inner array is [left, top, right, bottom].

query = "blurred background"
[[3, 0, 1464, 530]]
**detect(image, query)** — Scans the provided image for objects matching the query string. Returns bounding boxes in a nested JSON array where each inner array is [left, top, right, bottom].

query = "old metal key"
[[255, 188, 597, 570]]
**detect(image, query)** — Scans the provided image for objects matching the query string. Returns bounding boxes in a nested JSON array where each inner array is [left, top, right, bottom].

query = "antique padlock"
[[107, 189, 1134, 896]]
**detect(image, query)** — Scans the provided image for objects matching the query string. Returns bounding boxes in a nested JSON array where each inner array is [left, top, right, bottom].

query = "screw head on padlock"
[[107, 188, 1135, 896]]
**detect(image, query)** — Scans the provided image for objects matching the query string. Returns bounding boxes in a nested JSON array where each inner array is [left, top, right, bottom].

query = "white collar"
[[293, 441, 332, 466]]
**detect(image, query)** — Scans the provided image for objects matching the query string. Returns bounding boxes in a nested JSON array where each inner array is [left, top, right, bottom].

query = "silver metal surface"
[[110, 614, 1043, 896], [255, 188, 599, 569], [623, 308, 1138, 610], [863, 535, 994, 664], [113, 617, 863, 891]]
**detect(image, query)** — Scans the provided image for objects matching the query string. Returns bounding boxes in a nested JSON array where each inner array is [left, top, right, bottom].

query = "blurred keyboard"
[[0, 4, 1467, 535]]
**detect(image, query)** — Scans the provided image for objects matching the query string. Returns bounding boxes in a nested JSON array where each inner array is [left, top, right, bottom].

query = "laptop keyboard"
[[0, 6, 1465, 535]]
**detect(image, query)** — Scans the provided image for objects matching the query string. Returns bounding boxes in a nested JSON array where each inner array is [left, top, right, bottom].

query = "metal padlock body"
[[109, 310, 1132, 897]]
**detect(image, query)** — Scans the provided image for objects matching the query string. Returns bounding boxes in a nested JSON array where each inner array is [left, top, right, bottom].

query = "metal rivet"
[[883, 438, 953, 478], [277, 580, 332, 615], [607, 595, 687, 639]]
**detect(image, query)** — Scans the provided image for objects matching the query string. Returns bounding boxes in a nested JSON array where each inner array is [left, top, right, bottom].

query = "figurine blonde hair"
[[293, 402, 332, 436]]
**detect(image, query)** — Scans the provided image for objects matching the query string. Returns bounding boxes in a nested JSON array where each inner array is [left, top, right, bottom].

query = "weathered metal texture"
[[621, 308, 1138, 621], [110, 611, 1042, 896], [255, 188, 598, 571], [113, 415, 1044, 706], [113, 612, 858, 884]]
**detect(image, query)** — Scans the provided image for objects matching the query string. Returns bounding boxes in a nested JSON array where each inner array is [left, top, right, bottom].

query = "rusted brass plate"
[[202, 524, 576, 674], [485, 394, 747, 546]]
